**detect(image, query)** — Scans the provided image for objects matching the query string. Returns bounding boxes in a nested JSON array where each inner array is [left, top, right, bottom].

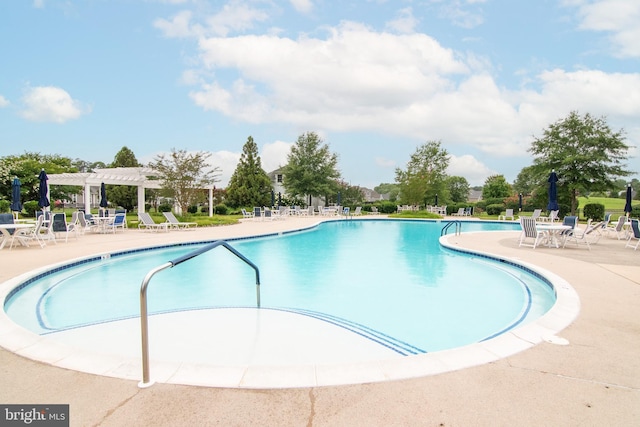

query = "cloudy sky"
[[1, 0, 638, 188]]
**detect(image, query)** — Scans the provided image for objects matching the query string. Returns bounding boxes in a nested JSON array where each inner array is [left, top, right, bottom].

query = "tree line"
[[0, 111, 636, 216]]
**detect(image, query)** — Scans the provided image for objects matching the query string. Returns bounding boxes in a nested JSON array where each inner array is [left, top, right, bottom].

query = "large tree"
[[150, 148, 220, 214], [529, 111, 633, 215], [283, 132, 340, 204], [0, 152, 78, 205], [107, 146, 141, 211], [446, 176, 471, 203], [482, 174, 512, 199], [395, 141, 449, 206], [225, 136, 272, 208]]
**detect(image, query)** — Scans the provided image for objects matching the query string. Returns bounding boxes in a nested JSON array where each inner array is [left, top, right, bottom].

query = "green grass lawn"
[[578, 196, 628, 211]]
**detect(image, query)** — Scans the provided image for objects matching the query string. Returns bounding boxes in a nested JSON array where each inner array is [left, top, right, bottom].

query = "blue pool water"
[[5, 220, 555, 354]]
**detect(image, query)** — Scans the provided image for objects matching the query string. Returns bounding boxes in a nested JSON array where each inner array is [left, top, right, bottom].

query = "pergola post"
[[209, 187, 214, 217], [138, 185, 145, 214], [84, 183, 91, 213]]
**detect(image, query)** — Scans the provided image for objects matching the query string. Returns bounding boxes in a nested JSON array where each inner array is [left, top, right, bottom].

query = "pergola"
[[46, 167, 215, 216]]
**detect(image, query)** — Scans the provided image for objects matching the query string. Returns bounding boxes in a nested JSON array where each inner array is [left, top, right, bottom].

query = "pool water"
[[5, 220, 555, 354]]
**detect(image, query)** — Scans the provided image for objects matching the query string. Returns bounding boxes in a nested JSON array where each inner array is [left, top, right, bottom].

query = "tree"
[[0, 152, 78, 204], [150, 148, 220, 214], [330, 180, 365, 207], [283, 132, 340, 204], [482, 175, 512, 199], [446, 176, 471, 203], [395, 141, 449, 206], [529, 111, 633, 215], [108, 146, 142, 211], [225, 136, 272, 208], [512, 166, 540, 197]]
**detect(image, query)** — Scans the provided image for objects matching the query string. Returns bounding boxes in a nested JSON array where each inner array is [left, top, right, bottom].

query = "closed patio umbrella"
[[100, 182, 108, 208], [624, 184, 632, 216], [337, 191, 341, 206], [10, 177, 22, 213], [271, 190, 275, 207], [518, 193, 523, 212], [37, 169, 50, 210], [546, 170, 559, 211], [434, 194, 438, 206]]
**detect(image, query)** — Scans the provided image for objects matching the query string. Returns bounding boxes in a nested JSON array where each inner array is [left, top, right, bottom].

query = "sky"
[[1, 0, 639, 189]]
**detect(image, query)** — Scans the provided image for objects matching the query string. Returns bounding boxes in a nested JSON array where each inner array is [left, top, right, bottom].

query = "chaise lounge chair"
[[163, 212, 197, 229], [138, 212, 169, 232], [563, 219, 602, 250], [498, 209, 515, 221]]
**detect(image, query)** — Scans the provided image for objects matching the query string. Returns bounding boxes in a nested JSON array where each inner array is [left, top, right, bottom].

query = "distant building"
[[468, 189, 482, 203]]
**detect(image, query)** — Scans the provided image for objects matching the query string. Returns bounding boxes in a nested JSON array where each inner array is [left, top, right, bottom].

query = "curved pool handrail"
[[441, 220, 462, 236], [139, 240, 261, 388]]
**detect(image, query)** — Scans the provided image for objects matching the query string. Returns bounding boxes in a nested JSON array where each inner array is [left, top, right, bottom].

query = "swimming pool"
[[5, 220, 555, 355]]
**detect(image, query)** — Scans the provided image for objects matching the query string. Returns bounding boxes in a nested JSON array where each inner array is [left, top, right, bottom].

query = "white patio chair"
[[138, 212, 169, 232], [625, 219, 640, 250], [519, 217, 547, 249], [163, 211, 197, 229], [498, 209, 514, 220]]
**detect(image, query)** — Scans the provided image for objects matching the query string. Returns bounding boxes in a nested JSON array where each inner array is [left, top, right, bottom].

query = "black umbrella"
[[434, 194, 438, 206], [10, 177, 22, 213], [271, 190, 275, 207], [37, 169, 50, 209], [337, 191, 341, 206], [624, 184, 632, 215], [546, 171, 559, 211], [518, 193, 523, 212], [100, 182, 108, 208], [278, 192, 282, 207]]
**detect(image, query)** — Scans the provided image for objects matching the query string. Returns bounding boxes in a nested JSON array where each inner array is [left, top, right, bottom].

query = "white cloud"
[[210, 150, 241, 187], [261, 140, 292, 173], [447, 154, 495, 185], [155, 1, 269, 38], [0, 95, 9, 107], [20, 86, 88, 123], [290, 0, 313, 14], [33, 0, 44, 9], [573, 0, 640, 58], [385, 7, 419, 34]]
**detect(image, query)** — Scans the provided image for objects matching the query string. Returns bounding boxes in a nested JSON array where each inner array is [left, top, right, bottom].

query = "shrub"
[[486, 204, 504, 216], [631, 205, 640, 218], [0, 200, 9, 213], [377, 201, 398, 214], [158, 203, 172, 212], [187, 205, 198, 214], [214, 204, 228, 215], [583, 203, 605, 221], [23, 201, 39, 216]]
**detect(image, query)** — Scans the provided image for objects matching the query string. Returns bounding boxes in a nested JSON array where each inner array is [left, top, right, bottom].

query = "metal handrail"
[[138, 240, 260, 388], [441, 220, 462, 236]]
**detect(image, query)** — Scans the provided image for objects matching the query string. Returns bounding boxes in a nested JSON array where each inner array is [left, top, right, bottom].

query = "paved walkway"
[[1, 217, 639, 426]]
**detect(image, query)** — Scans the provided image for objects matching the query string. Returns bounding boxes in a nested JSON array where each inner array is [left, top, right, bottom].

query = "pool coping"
[[0, 220, 580, 389]]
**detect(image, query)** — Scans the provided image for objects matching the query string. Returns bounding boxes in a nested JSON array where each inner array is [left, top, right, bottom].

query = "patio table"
[[535, 224, 571, 248], [0, 223, 36, 250]]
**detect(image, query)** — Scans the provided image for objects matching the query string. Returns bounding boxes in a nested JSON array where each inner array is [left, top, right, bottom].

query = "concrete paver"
[[0, 217, 638, 426]]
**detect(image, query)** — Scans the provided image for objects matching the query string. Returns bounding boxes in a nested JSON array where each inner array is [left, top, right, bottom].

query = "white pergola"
[[47, 167, 215, 216]]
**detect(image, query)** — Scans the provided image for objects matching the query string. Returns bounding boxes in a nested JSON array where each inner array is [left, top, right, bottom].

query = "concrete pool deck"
[[1, 216, 639, 425]]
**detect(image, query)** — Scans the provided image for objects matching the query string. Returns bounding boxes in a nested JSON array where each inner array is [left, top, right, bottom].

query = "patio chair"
[[464, 207, 472, 216], [263, 208, 273, 221], [252, 207, 262, 221], [624, 219, 640, 250], [12, 214, 47, 249], [51, 212, 78, 243], [103, 213, 127, 233], [606, 215, 628, 240], [563, 219, 602, 250], [137, 212, 169, 232], [559, 215, 578, 245], [498, 209, 515, 221], [163, 211, 197, 229], [453, 208, 465, 216], [538, 210, 559, 222], [353, 206, 362, 216], [370, 206, 380, 215], [531, 209, 542, 221], [519, 217, 547, 249], [241, 208, 254, 219]]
